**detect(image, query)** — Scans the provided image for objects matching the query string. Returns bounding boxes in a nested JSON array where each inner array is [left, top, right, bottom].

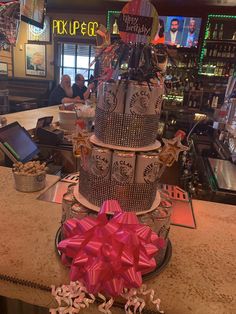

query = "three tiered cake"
[[78, 43, 166, 213]]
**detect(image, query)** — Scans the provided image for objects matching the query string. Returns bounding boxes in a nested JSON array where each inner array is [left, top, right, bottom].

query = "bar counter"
[[4, 106, 59, 131], [0, 166, 235, 314]]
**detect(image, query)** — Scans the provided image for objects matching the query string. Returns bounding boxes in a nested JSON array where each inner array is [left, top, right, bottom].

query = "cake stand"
[[90, 134, 161, 152]]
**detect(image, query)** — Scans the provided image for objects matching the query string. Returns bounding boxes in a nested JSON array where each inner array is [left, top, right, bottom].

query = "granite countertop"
[[0, 166, 235, 314]]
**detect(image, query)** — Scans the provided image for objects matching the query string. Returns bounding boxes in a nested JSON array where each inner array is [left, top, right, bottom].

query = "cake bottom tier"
[[79, 168, 158, 212]]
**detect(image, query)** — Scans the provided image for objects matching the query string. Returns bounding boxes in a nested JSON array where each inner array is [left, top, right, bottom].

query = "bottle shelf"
[[163, 106, 214, 115], [199, 72, 231, 78], [202, 56, 235, 61], [169, 67, 198, 70], [205, 39, 236, 44]]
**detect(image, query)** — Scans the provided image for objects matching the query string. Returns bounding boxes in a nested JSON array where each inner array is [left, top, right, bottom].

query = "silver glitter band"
[[79, 168, 157, 212], [95, 107, 159, 148]]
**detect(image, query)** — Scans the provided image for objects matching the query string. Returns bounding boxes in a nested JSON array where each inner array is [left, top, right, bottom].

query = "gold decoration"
[[96, 24, 110, 47], [158, 136, 189, 167], [73, 131, 92, 171]]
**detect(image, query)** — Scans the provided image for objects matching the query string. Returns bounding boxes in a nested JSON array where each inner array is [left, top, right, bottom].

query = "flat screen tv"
[[152, 16, 202, 48], [0, 122, 39, 163], [20, 0, 45, 28]]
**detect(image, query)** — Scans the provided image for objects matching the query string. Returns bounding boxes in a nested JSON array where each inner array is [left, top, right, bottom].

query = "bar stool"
[[0, 90, 9, 114]]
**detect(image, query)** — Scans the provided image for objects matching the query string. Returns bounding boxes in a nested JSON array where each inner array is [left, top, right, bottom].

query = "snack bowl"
[[13, 170, 46, 192]]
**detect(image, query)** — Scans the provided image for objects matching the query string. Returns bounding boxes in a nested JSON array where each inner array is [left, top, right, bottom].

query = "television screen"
[[21, 0, 45, 28], [152, 16, 202, 48], [0, 122, 39, 163]]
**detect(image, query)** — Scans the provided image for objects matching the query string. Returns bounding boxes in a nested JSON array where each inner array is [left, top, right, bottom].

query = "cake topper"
[[118, 0, 159, 44]]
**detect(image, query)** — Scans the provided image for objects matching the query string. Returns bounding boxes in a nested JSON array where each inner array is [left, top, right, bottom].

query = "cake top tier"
[[96, 42, 167, 83]]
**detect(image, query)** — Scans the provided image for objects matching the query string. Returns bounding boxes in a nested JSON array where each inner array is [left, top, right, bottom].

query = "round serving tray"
[[73, 185, 161, 216], [90, 135, 161, 152], [55, 227, 172, 281]]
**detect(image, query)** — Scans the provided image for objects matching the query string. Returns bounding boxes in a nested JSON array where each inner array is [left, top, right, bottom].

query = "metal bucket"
[[13, 171, 46, 192]]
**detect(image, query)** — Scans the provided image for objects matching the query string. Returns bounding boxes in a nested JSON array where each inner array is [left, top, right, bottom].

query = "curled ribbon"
[[50, 281, 112, 314], [59, 200, 164, 297], [50, 281, 164, 313]]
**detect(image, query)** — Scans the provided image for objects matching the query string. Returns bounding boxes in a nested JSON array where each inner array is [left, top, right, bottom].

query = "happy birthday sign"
[[118, 14, 153, 36], [118, 0, 159, 44]]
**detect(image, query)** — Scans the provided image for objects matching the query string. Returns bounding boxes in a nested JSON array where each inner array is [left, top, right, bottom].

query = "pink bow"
[[58, 200, 164, 297]]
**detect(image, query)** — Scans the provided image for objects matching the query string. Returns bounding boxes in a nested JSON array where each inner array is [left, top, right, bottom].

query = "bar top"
[[0, 166, 235, 313], [4, 106, 60, 131]]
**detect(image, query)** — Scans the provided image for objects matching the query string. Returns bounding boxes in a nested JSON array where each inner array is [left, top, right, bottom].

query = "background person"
[[184, 18, 198, 48], [165, 18, 182, 46], [72, 74, 95, 101], [48, 75, 81, 105], [152, 19, 165, 45]]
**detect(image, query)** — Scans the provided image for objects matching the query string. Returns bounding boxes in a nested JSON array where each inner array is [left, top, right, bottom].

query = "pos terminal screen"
[[0, 122, 39, 163]]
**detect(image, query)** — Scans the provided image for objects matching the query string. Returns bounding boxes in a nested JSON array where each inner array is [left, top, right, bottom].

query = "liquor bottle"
[[227, 46, 231, 58], [218, 62, 223, 76], [208, 46, 213, 57], [213, 44, 218, 57], [231, 46, 236, 58], [222, 63, 228, 76], [189, 96, 193, 108], [207, 23, 212, 39], [211, 95, 215, 108], [222, 46, 227, 58], [207, 99, 211, 109], [229, 66, 234, 76], [112, 18, 119, 35], [218, 24, 224, 40], [212, 24, 218, 40], [214, 63, 219, 75], [212, 96, 218, 108]]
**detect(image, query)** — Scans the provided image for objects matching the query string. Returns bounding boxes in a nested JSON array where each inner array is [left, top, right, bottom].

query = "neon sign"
[[52, 19, 99, 37]]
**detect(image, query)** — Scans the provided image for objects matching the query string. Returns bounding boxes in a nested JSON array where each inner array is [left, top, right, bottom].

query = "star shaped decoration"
[[158, 136, 189, 167], [72, 131, 92, 166]]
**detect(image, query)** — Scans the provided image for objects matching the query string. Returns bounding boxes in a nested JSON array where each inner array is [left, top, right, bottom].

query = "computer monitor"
[[0, 122, 39, 163]]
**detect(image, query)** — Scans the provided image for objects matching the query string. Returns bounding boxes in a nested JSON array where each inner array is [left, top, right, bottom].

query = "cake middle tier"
[[79, 167, 158, 212], [95, 107, 160, 148]]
